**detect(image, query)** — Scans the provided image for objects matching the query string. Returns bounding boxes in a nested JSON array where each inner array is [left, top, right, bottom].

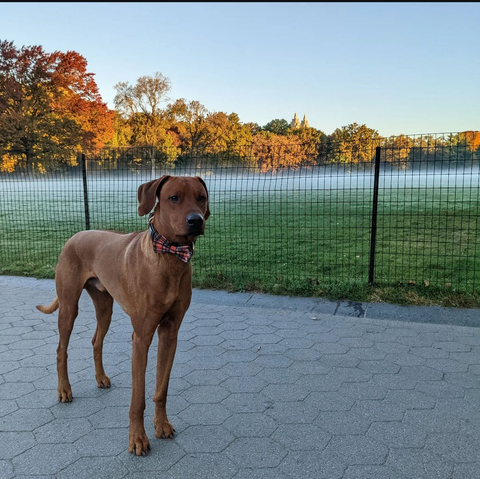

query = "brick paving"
[[0, 276, 479, 478]]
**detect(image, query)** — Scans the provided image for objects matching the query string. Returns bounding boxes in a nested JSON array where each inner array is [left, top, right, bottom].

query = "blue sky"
[[1, 2, 479, 136]]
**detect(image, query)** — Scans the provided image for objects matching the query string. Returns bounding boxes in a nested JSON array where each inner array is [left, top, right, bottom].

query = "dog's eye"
[[169, 195, 179, 202], [198, 195, 206, 202]]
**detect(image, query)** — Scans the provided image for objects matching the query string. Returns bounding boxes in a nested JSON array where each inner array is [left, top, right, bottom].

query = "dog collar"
[[148, 216, 194, 263]]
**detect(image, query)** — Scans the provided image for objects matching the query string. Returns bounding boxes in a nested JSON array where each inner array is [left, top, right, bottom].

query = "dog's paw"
[[153, 418, 175, 439], [128, 428, 150, 456], [95, 374, 111, 389], [57, 383, 73, 402]]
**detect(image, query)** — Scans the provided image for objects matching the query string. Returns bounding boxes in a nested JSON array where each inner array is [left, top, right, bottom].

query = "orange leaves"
[[252, 132, 316, 173], [459, 131, 480, 153], [0, 40, 114, 168], [0, 153, 19, 173]]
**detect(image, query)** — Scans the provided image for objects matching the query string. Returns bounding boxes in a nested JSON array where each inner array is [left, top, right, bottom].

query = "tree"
[[287, 126, 325, 163], [170, 102, 255, 164], [456, 131, 480, 160], [114, 72, 172, 146], [107, 111, 133, 147], [329, 123, 380, 164], [251, 131, 316, 172], [0, 40, 113, 172], [443, 132, 480, 164], [263, 118, 289, 135], [51, 50, 114, 151], [223, 113, 254, 152], [382, 134, 413, 169], [408, 135, 440, 166], [244, 122, 261, 135], [167, 99, 212, 152], [113, 72, 180, 167], [168, 99, 242, 153], [463, 131, 480, 155]]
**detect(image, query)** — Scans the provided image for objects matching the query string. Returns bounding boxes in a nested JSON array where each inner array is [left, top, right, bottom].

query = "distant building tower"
[[290, 112, 301, 129], [290, 113, 309, 129]]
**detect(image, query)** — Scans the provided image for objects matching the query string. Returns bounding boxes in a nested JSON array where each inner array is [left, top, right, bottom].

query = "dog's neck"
[[148, 215, 194, 263]]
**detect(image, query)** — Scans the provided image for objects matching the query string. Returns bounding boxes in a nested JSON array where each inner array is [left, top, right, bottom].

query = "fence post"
[[81, 153, 90, 230], [151, 148, 156, 180], [368, 146, 381, 285]]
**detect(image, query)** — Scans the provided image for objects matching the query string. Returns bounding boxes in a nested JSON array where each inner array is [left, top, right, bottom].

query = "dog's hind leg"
[[85, 280, 113, 389], [56, 281, 84, 403]]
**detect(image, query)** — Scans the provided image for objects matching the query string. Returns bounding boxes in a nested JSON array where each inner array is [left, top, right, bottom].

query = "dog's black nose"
[[186, 213, 204, 229]]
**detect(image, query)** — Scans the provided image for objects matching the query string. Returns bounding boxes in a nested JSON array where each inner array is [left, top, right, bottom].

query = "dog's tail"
[[36, 297, 59, 314]]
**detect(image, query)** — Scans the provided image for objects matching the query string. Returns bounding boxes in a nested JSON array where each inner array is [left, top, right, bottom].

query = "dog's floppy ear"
[[137, 175, 171, 216], [196, 176, 210, 220]]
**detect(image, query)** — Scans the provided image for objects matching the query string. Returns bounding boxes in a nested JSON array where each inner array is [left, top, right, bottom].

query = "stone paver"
[[0, 276, 479, 478]]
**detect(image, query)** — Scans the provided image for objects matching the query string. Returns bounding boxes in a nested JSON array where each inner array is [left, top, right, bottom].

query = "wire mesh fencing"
[[1, 133, 479, 297]]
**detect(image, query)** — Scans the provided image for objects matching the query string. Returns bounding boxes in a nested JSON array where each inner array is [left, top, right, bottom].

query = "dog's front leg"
[[153, 313, 184, 439], [128, 327, 155, 455]]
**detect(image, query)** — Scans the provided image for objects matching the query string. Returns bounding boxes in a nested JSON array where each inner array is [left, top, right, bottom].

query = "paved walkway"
[[0, 276, 479, 479]]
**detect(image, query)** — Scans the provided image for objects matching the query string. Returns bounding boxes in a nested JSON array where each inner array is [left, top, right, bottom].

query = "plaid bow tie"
[[148, 221, 194, 263]]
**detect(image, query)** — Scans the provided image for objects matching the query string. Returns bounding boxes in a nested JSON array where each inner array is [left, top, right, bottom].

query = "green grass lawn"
[[1, 181, 479, 307]]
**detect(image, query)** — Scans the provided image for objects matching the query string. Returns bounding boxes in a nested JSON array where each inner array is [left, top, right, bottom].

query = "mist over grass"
[[1, 167, 479, 307]]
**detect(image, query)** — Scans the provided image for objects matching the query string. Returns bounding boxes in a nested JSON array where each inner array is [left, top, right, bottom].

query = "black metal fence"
[[1, 133, 479, 296]]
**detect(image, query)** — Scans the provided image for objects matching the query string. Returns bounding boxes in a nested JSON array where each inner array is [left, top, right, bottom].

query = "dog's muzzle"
[[186, 213, 204, 235]]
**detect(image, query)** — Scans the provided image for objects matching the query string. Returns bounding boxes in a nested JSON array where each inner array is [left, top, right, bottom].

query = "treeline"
[[1, 40, 479, 173]]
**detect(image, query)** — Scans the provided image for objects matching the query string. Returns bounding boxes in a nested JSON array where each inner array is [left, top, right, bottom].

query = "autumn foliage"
[[1, 40, 479, 174], [0, 40, 113, 172], [252, 131, 317, 172]]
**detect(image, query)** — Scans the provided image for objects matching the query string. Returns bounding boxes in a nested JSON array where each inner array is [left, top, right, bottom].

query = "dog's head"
[[138, 175, 210, 244]]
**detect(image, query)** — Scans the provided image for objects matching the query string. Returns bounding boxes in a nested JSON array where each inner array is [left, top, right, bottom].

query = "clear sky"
[[1, 2, 479, 136]]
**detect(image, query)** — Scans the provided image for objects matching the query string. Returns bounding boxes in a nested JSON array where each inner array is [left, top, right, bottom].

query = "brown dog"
[[36, 175, 209, 455]]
